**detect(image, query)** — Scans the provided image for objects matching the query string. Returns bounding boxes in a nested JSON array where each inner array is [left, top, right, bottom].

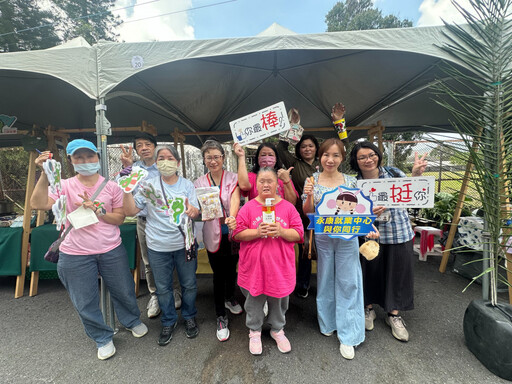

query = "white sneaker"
[[97, 340, 116, 360], [174, 289, 182, 310], [365, 307, 377, 331], [339, 343, 355, 360], [128, 322, 148, 338], [321, 331, 334, 337], [147, 295, 160, 318], [216, 316, 230, 342], [386, 315, 409, 342], [263, 301, 268, 317], [224, 299, 243, 315]]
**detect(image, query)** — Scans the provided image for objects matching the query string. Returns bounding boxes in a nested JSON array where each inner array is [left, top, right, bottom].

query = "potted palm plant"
[[433, 0, 512, 380]]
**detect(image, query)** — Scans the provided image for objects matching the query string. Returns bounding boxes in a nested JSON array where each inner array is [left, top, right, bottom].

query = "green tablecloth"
[[29, 223, 137, 273], [0, 227, 23, 276]]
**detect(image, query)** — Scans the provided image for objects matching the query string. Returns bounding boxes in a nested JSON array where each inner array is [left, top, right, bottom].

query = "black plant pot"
[[463, 299, 512, 381]]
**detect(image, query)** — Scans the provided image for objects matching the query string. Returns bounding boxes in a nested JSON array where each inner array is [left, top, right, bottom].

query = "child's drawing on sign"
[[140, 182, 166, 209], [52, 195, 67, 231], [43, 159, 62, 196], [166, 196, 186, 225], [117, 166, 148, 193]]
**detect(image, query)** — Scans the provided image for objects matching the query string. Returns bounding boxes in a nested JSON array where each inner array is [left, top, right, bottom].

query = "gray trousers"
[[137, 217, 180, 297], [137, 217, 156, 295], [240, 287, 289, 332]]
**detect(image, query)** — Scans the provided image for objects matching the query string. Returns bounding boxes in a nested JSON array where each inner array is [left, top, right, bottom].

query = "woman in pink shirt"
[[30, 139, 146, 361], [233, 168, 303, 355]]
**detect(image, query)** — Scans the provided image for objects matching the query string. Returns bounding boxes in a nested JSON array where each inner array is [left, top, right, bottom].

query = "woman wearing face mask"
[[234, 142, 298, 205], [123, 146, 201, 347], [194, 139, 241, 342], [30, 139, 147, 361], [276, 133, 320, 299]]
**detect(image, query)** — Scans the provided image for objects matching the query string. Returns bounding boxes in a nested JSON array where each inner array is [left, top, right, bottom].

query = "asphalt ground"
[[1, 251, 509, 384]]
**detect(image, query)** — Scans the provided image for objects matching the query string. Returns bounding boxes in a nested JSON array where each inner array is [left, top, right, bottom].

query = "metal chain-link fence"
[[0, 139, 481, 215]]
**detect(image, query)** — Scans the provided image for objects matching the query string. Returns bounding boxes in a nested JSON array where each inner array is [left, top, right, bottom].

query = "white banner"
[[357, 176, 435, 208], [229, 101, 290, 146]]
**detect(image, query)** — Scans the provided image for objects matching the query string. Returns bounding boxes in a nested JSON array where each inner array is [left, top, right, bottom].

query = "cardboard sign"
[[230, 102, 290, 146], [357, 176, 435, 208], [306, 185, 376, 240]]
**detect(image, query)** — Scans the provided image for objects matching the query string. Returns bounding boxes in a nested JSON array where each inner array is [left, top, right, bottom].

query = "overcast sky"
[[112, 0, 472, 42]]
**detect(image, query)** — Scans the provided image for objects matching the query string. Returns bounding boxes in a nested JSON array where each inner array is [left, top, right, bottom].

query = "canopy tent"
[[1, 25, 474, 149]]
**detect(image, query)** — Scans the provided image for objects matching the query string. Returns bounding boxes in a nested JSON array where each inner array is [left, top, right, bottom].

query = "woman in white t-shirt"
[[30, 139, 147, 361]]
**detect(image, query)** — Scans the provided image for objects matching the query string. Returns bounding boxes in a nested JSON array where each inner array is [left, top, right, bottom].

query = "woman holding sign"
[[303, 138, 378, 360], [349, 141, 427, 342], [123, 146, 201, 346], [194, 139, 242, 342], [234, 142, 299, 205], [30, 139, 147, 361]]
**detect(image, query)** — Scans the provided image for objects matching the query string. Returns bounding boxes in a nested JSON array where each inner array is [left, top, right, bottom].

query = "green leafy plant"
[[432, 0, 512, 304], [421, 192, 473, 228]]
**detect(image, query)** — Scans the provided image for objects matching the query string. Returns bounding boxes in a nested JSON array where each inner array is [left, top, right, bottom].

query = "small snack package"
[[359, 239, 380, 261], [196, 186, 223, 221]]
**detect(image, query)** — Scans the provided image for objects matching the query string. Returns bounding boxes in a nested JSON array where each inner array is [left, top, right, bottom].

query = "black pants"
[[360, 239, 415, 312], [207, 234, 239, 317]]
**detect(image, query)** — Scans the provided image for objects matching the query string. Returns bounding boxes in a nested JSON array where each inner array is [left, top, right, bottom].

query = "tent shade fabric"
[[0, 25, 479, 148]]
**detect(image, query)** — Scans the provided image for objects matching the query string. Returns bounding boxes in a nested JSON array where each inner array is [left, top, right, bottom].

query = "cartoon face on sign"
[[324, 187, 369, 216]]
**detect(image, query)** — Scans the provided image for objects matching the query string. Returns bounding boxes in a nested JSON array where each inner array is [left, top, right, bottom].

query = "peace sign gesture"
[[75, 191, 96, 212], [411, 152, 428, 176], [120, 145, 134, 168]]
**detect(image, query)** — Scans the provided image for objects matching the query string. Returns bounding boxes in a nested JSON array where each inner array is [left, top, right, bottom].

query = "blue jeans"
[[57, 244, 141, 348], [147, 247, 197, 326], [315, 235, 364, 347]]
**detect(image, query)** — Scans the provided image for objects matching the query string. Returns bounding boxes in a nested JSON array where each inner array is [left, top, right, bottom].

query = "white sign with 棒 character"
[[230, 102, 290, 146], [357, 176, 435, 208]]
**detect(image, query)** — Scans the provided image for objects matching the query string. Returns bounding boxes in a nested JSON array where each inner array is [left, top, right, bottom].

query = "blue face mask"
[[73, 162, 101, 176]]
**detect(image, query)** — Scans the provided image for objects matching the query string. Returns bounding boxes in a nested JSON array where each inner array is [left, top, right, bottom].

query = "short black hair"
[[349, 141, 383, 174], [252, 142, 282, 174], [133, 132, 157, 149], [295, 134, 319, 160]]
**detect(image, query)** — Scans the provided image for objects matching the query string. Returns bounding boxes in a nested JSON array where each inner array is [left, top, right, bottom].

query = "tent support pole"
[[95, 98, 116, 329]]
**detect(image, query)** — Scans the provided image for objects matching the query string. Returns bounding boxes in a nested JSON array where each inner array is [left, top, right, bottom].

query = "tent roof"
[[0, 25, 472, 148]]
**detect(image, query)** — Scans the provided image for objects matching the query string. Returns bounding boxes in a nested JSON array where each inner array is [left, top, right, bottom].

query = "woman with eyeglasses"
[[194, 139, 242, 342], [349, 141, 427, 343]]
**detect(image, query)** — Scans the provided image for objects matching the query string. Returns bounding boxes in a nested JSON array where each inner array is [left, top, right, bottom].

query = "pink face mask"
[[259, 155, 276, 168]]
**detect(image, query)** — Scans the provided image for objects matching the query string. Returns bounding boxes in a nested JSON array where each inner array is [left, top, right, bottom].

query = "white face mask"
[[73, 162, 101, 176], [157, 159, 178, 176]]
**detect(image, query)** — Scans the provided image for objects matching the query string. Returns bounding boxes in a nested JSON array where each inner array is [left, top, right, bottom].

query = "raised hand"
[[412, 152, 428, 176], [184, 197, 199, 219], [277, 167, 294, 184], [288, 108, 300, 124], [120, 145, 134, 168], [75, 191, 96, 211], [372, 205, 386, 216], [35, 151, 52, 168], [303, 176, 314, 197], [233, 143, 245, 158], [331, 102, 346, 122]]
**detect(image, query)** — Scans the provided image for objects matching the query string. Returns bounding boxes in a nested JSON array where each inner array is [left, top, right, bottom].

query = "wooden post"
[[439, 136, 480, 273], [367, 123, 385, 153], [15, 150, 37, 298], [171, 128, 186, 178], [29, 212, 46, 297]]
